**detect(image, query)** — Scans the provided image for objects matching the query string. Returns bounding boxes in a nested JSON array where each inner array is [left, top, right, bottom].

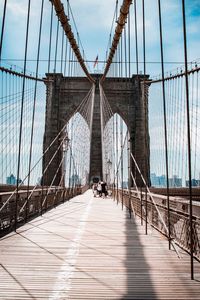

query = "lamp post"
[[62, 135, 70, 187], [107, 159, 112, 187]]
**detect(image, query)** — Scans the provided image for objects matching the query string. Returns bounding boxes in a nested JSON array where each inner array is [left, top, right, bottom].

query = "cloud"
[[1, 0, 199, 77]]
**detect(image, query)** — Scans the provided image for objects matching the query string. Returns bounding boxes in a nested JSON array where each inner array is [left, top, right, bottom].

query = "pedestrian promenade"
[[0, 190, 200, 299]]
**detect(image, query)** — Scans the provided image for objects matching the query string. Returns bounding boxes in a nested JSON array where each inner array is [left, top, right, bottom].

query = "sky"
[[0, 0, 200, 78]]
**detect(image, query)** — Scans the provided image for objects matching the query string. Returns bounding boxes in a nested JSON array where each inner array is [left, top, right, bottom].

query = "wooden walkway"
[[0, 190, 200, 299]]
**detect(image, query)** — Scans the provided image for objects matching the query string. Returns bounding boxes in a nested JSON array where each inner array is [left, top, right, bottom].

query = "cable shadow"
[[16, 232, 122, 295], [121, 205, 158, 299], [1, 264, 37, 299], [27, 219, 128, 264]]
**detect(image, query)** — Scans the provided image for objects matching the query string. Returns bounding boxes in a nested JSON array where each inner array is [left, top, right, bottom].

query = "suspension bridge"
[[0, 0, 200, 298]]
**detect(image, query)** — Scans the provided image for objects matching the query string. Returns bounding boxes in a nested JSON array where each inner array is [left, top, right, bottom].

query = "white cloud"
[[1, 0, 199, 77]]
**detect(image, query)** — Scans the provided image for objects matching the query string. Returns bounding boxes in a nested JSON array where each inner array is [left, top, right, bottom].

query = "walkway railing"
[[114, 189, 200, 261], [0, 185, 88, 236]]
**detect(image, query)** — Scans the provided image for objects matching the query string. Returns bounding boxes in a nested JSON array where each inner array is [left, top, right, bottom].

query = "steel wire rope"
[[181, 80, 187, 184], [64, 39, 68, 76], [174, 77, 181, 182], [0, 86, 94, 211], [171, 77, 178, 180], [0, 0, 7, 64], [26, 0, 45, 219], [42, 154, 65, 208], [193, 72, 199, 179], [158, 0, 175, 246], [54, 19, 59, 73], [20, 138, 65, 212], [182, 0, 194, 278], [15, 0, 31, 230], [66, 0, 90, 72], [190, 73, 195, 180], [130, 150, 180, 257], [48, 2, 53, 73], [60, 28, 64, 73]]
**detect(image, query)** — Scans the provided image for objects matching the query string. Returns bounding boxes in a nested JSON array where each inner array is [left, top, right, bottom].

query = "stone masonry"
[[43, 74, 150, 187]]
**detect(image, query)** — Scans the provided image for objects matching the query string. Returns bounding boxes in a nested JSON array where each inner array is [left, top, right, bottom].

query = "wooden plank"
[[0, 190, 200, 299]]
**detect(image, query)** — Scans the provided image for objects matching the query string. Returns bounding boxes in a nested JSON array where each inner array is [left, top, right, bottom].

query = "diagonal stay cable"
[[130, 151, 181, 258], [0, 86, 94, 212]]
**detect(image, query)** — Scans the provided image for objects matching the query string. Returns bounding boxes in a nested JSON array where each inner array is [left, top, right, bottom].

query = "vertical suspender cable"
[[142, 0, 146, 226], [128, 10, 131, 160], [124, 28, 127, 78], [193, 71, 198, 178], [0, 0, 7, 63], [120, 117, 123, 210], [134, 0, 139, 181], [142, 0, 146, 77], [158, 0, 171, 249], [123, 20, 130, 218], [116, 114, 119, 204], [120, 35, 123, 77], [68, 46, 72, 76], [128, 12, 131, 79], [61, 29, 64, 73], [113, 116, 116, 200], [48, 2, 53, 73], [134, 0, 139, 75], [182, 0, 194, 280], [26, 0, 44, 221], [64, 40, 68, 76], [142, 0, 148, 234], [15, 0, 31, 230], [54, 19, 59, 73]]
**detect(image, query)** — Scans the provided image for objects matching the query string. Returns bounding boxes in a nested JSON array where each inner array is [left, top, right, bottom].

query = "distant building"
[[6, 174, 16, 185], [6, 174, 22, 185], [186, 179, 200, 187], [159, 175, 167, 187], [150, 173, 182, 187], [169, 175, 182, 187], [150, 173, 160, 187]]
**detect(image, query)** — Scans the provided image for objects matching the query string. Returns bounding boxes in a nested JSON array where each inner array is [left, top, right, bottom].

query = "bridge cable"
[[134, 0, 139, 75], [157, 0, 171, 249], [120, 112, 124, 210], [101, 0, 132, 82], [21, 88, 94, 212], [61, 27, 64, 73], [0, 86, 94, 213], [15, 0, 31, 230], [193, 72, 199, 179], [48, 2, 54, 73], [42, 152, 65, 209], [133, 0, 139, 184], [182, 0, 194, 280], [64, 38, 68, 76], [0, 0, 7, 64], [26, 0, 45, 221], [54, 19, 59, 73], [130, 151, 180, 258], [50, 0, 94, 83]]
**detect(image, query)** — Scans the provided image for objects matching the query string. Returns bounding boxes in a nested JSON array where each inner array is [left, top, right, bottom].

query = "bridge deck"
[[0, 190, 200, 299]]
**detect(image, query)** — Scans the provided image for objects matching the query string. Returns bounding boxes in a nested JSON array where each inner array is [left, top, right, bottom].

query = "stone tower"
[[42, 74, 150, 187]]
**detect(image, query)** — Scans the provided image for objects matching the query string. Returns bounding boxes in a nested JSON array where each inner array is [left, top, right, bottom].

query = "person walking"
[[92, 183, 97, 197], [101, 181, 107, 198], [97, 181, 102, 197]]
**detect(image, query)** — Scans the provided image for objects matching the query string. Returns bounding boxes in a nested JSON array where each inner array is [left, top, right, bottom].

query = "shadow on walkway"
[[122, 205, 157, 299]]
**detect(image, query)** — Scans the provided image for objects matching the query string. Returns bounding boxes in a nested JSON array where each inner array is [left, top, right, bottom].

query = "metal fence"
[[115, 189, 200, 260], [0, 185, 88, 236]]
